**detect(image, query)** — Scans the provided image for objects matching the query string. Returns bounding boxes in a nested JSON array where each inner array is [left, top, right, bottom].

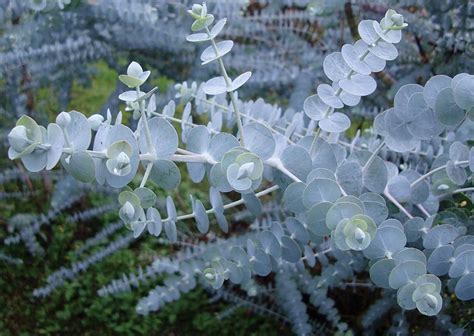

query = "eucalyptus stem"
[[192, 94, 296, 143], [136, 85, 155, 158], [266, 158, 302, 183], [383, 189, 413, 219], [416, 204, 430, 218], [309, 128, 322, 157], [300, 247, 332, 262], [150, 110, 218, 134], [170, 153, 216, 164], [172, 184, 280, 222], [453, 187, 474, 194], [137, 162, 153, 188], [410, 160, 469, 187], [363, 141, 385, 170], [205, 27, 246, 147], [444, 187, 474, 196]]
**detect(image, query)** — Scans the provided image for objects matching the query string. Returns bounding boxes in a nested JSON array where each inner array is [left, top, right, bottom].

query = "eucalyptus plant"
[[6, 2, 474, 333]]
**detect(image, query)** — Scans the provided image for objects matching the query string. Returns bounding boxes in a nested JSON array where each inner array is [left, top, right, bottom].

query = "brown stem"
[[344, 2, 360, 40], [414, 34, 429, 64]]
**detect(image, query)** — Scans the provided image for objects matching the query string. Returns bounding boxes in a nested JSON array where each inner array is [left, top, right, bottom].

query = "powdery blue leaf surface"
[[446, 160, 467, 185], [146, 207, 162, 237], [341, 43, 371, 75], [193, 199, 209, 234], [423, 224, 460, 249], [303, 178, 341, 208], [68, 151, 95, 183], [208, 133, 239, 161], [283, 182, 306, 213], [150, 159, 181, 190], [387, 175, 411, 203], [323, 52, 351, 82], [397, 283, 417, 310], [393, 248, 427, 265], [427, 245, 454, 276], [45, 123, 64, 170], [370, 258, 397, 289], [423, 75, 452, 109], [326, 201, 364, 230], [336, 161, 363, 196], [139, 118, 178, 159], [243, 122, 275, 160], [358, 20, 379, 45], [317, 83, 343, 108], [306, 202, 332, 236], [449, 250, 474, 278], [363, 226, 407, 260], [303, 94, 328, 121], [280, 236, 302, 263], [379, 218, 404, 231], [280, 145, 312, 181], [307, 168, 336, 183], [65, 111, 91, 151], [257, 231, 281, 258], [360, 193, 388, 224], [435, 87, 465, 126], [363, 156, 387, 193], [373, 20, 402, 43], [164, 220, 177, 243], [455, 273, 474, 300], [339, 74, 376, 97], [228, 72, 252, 91], [286, 217, 309, 243], [354, 40, 386, 72], [319, 113, 351, 133], [368, 40, 398, 61], [242, 193, 262, 217], [452, 74, 474, 110], [202, 76, 227, 95], [388, 261, 427, 289], [200, 40, 233, 65]]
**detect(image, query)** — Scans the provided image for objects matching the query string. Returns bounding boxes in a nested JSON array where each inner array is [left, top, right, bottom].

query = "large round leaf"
[[388, 261, 426, 289], [303, 178, 341, 208], [435, 87, 465, 126], [243, 122, 275, 160], [68, 151, 95, 183], [319, 113, 351, 133], [370, 258, 397, 289], [455, 273, 474, 301], [150, 159, 181, 190], [363, 226, 406, 260]]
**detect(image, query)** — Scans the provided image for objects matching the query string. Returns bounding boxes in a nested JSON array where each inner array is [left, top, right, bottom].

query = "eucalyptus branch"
[[383, 189, 413, 219], [416, 204, 430, 218], [204, 26, 246, 147], [137, 85, 155, 158], [363, 141, 385, 170], [140, 162, 153, 188], [266, 158, 302, 183], [192, 94, 296, 144], [164, 184, 280, 222], [451, 187, 474, 194], [410, 160, 469, 187]]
